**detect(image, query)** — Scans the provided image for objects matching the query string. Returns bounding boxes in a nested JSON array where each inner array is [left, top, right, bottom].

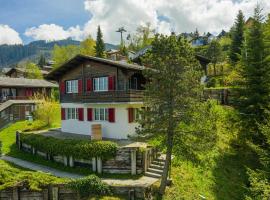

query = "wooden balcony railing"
[[61, 90, 144, 103]]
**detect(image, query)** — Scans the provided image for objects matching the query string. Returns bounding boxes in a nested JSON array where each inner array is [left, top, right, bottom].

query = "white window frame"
[[94, 77, 108, 92], [66, 108, 78, 120], [94, 108, 108, 121], [66, 80, 78, 94]]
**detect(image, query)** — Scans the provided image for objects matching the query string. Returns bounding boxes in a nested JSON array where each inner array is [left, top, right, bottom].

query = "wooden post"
[[69, 156, 74, 167], [92, 157, 97, 172], [97, 157, 102, 174], [131, 150, 137, 175], [16, 131, 21, 150]]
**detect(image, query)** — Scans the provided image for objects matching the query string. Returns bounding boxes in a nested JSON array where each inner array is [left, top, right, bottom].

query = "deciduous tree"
[[24, 62, 43, 79]]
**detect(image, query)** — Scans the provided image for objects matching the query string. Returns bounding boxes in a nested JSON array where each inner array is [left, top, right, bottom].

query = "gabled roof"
[[0, 77, 57, 88], [5, 67, 49, 76], [46, 54, 145, 80]]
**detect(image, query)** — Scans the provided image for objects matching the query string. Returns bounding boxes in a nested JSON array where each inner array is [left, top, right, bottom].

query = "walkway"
[[1, 155, 158, 187]]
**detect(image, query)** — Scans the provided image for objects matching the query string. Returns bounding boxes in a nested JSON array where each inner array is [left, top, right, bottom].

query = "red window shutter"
[[86, 79, 93, 92], [60, 81, 65, 94], [108, 108, 115, 123], [61, 108, 66, 120], [78, 79, 83, 94], [108, 76, 115, 91], [87, 108, 93, 121], [128, 108, 134, 123], [78, 108, 84, 121]]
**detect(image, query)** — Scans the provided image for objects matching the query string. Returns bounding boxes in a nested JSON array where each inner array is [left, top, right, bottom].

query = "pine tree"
[[206, 39, 222, 75], [95, 26, 105, 58], [240, 5, 269, 129], [139, 34, 202, 195], [230, 10, 245, 63], [245, 13, 270, 200], [37, 54, 46, 68]]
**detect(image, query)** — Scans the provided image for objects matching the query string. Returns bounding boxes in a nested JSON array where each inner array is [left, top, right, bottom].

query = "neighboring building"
[[0, 77, 57, 128], [106, 49, 136, 61], [0, 77, 57, 102], [47, 55, 145, 139], [5, 67, 50, 78]]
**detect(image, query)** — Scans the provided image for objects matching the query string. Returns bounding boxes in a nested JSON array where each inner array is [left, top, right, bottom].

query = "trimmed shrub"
[[20, 133, 118, 160], [67, 175, 111, 197]]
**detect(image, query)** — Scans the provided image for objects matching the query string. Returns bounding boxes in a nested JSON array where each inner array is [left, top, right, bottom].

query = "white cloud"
[[24, 0, 270, 44], [82, 0, 270, 43], [0, 25, 22, 45], [25, 24, 84, 41]]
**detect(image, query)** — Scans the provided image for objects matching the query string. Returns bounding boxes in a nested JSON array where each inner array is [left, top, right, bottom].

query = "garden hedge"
[[20, 133, 118, 160]]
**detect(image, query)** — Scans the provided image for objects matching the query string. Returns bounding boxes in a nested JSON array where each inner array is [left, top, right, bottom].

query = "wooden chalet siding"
[[60, 60, 144, 103]]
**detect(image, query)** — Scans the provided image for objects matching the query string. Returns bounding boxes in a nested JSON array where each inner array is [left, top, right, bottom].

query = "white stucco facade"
[[61, 102, 143, 139]]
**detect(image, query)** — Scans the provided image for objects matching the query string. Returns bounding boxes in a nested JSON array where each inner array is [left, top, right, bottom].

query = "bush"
[[67, 175, 111, 198], [20, 133, 118, 160], [0, 160, 65, 191], [32, 94, 60, 128]]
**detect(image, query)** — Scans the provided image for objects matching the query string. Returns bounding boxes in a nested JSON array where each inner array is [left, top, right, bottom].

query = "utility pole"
[[116, 27, 127, 45]]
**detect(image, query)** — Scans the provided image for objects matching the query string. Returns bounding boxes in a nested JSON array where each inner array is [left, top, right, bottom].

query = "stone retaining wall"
[[0, 184, 154, 200], [17, 132, 157, 175]]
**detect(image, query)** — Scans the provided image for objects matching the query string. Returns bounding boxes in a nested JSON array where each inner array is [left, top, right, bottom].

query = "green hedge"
[[67, 175, 111, 197], [20, 133, 118, 160]]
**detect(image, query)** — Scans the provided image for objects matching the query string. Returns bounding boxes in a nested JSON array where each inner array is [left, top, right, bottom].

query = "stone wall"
[[17, 132, 157, 175], [0, 184, 154, 200]]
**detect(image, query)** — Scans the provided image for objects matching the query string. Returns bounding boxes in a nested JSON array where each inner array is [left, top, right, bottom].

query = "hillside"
[[0, 39, 118, 68]]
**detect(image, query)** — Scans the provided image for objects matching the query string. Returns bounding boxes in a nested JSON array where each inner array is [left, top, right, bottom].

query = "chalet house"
[[0, 77, 57, 102], [0, 77, 57, 128], [47, 55, 145, 139], [5, 67, 50, 78]]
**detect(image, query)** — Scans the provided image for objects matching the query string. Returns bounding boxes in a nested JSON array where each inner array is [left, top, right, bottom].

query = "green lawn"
[[0, 121, 140, 180]]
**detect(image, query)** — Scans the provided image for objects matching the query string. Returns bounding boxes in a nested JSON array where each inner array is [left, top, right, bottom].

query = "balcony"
[[61, 90, 144, 103]]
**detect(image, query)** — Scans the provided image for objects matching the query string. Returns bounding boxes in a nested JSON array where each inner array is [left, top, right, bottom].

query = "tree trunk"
[[159, 125, 174, 195]]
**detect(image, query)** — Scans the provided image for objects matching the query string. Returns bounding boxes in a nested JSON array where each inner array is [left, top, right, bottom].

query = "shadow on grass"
[[7, 143, 142, 180], [211, 144, 259, 200]]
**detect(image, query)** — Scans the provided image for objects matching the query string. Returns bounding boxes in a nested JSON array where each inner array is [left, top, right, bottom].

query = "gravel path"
[[1, 155, 158, 187]]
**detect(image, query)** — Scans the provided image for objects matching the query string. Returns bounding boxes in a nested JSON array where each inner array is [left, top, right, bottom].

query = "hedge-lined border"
[[20, 132, 118, 160]]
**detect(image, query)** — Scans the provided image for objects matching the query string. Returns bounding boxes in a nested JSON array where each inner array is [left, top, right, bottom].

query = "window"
[[129, 77, 138, 90], [94, 77, 108, 91], [94, 108, 108, 121], [66, 80, 78, 93], [66, 108, 78, 120]]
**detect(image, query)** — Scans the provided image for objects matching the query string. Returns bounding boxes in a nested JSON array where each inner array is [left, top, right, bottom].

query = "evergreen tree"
[[230, 10, 245, 63], [240, 5, 269, 130], [95, 26, 105, 58], [37, 54, 46, 68], [246, 13, 270, 200], [139, 34, 202, 195], [206, 39, 222, 75]]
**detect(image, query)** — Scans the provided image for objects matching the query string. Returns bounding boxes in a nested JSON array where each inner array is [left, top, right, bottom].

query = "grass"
[[0, 121, 141, 180], [162, 105, 260, 200]]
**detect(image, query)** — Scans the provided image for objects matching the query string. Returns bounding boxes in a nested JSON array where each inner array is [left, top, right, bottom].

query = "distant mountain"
[[0, 39, 118, 68]]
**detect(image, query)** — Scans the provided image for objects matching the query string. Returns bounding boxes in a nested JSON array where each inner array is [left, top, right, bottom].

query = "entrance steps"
[[145, 155, 165, 179]]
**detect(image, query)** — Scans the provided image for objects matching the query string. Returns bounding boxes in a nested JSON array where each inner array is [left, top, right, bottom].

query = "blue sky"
[[0, 0, 270, 45], [0, 0, 89, 43]]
